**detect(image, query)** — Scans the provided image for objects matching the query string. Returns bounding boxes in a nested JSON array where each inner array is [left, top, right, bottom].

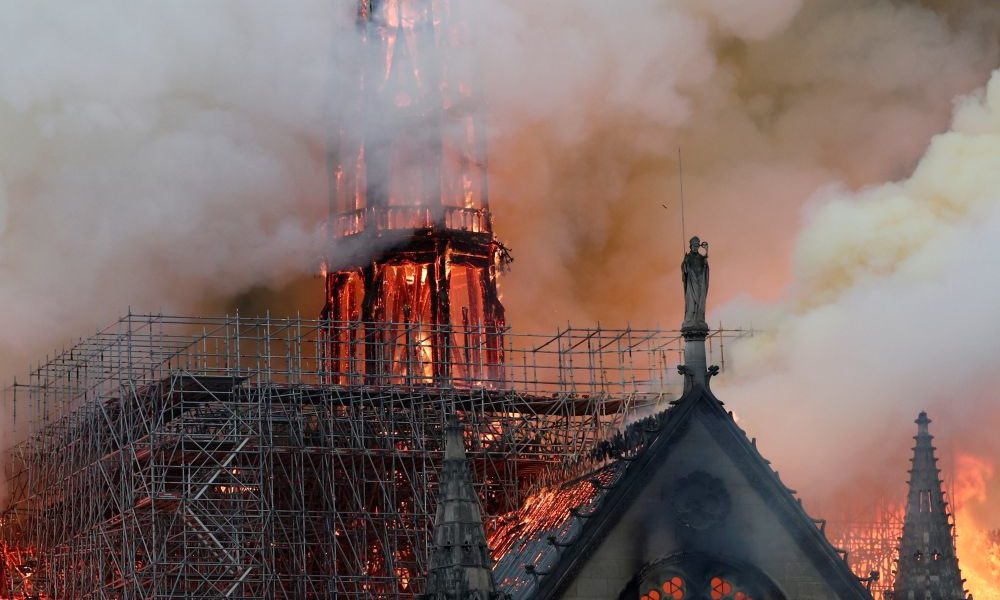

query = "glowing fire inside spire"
[[321, 0, 507, 387]]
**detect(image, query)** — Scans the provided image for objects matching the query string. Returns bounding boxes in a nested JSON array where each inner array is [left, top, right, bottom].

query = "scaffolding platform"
[[0, 314, 750, 599]]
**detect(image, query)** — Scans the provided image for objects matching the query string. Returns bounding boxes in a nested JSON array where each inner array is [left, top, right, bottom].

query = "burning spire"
[[421, 416, 504, 600], [322, 0, 507, 386], [892, 412, 968, 599]]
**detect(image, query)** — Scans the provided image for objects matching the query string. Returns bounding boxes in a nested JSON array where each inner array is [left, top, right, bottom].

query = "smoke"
[[466, 3, 1000, 588], [484, 0, 999, 330], [0, 1, 353, 381], [1, 1, 995, 367], [713, 69, 1000, 592]]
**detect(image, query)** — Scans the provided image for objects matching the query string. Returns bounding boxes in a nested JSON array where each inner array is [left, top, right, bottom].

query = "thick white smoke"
[[721, 70, 1000, 481], [0, 1, 351, 376], [717, 70, 1000, 593]]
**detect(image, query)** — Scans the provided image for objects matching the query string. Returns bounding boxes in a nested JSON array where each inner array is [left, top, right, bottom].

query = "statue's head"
[[689, 236, 701, 251]]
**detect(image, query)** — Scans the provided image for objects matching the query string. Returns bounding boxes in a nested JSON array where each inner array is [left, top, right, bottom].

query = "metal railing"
[[5, 314, 752, 428], [331, 206, 491, 237]]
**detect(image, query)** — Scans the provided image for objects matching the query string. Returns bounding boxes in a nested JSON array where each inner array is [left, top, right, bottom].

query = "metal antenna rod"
[[678, 148, 687, 250]]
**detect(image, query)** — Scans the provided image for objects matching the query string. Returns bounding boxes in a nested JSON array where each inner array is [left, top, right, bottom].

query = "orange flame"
[[954, 453, 999, 599], [1, 541, 47, 599]]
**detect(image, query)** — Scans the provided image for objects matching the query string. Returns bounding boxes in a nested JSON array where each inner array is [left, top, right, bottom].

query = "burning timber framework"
[[0, 314, 748, 599], [827, 497, 907, 597]]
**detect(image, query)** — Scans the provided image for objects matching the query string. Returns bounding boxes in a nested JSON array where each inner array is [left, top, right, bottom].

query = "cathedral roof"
[[490, 381, 873, 600]]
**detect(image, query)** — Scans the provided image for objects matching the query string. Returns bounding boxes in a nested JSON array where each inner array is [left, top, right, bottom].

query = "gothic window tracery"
[[640, 575, 686, 600], [710, 576, 755, 600], [663, 576, 685, 599], [633, 553, 784, 600]]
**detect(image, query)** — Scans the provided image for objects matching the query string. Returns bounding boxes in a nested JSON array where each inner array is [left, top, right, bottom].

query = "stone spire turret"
[[422, 416, 504, 600], [893, 412, 968, 600]]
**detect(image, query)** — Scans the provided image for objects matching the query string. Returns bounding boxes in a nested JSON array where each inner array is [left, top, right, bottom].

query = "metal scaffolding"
[[826, 497, 906, 597], [825, 481, 962, 597], [0, 313, 748, 599]]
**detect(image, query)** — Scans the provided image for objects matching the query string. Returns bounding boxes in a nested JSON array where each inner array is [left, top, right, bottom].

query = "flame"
[[489, 466, 618, 560], [954, 453, 993, 505], [1, 541, 47, 599], [830, 453, 1000, 598], [828, 502, 905, 596], [954, 453, 999, 599]]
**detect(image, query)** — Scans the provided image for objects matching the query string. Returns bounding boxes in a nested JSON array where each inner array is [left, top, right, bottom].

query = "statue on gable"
[[681, 236, 709, 331]]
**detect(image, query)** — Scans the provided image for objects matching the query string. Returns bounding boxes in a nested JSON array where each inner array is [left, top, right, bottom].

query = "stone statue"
[[681, 236, 709, 331]]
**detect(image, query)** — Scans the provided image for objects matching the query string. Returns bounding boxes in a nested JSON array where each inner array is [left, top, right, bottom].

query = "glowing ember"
[[488, 461, 627, 598], [1, 541, 46, 599]]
